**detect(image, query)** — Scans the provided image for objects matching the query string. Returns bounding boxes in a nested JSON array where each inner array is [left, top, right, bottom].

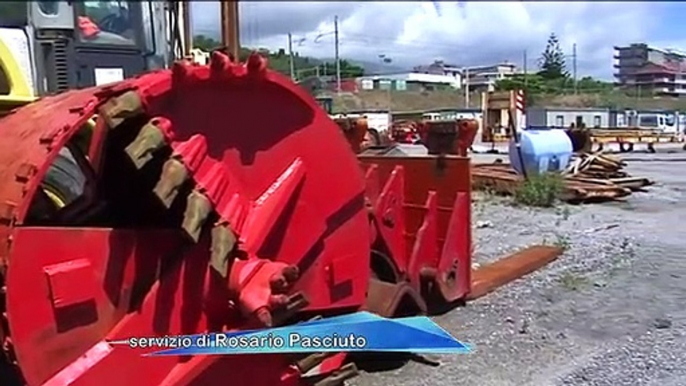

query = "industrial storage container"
[[508, 129, 573, 176]]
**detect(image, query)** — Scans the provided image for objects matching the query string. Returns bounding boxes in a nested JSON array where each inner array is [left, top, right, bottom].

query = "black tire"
[[41, 147, 87, 207]]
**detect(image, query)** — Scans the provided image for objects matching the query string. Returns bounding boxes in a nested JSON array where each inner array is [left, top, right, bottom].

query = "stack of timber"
[[472, 151, 653, 203], [563, 152, 654, 192]]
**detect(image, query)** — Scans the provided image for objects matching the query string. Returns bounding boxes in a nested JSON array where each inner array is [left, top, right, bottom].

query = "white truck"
[[636, 112, 679, 133]]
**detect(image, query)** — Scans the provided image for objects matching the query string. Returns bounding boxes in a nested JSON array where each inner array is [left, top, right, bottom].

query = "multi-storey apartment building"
[[614, 43, 686, 97]]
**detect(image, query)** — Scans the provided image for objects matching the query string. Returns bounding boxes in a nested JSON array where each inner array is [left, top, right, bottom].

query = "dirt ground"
[[350, 146, 686, 386]]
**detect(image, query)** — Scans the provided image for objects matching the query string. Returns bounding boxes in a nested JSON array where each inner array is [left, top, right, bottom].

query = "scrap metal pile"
[[472, 151, 653, 203], [0, 53, 561, 386]]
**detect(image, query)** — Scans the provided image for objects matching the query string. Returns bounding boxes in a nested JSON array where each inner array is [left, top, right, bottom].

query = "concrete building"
[[413, 60, 463, 85], [526, 107, 611, 129], [356, 72, 461, 91], [614, 43, 686, 97], [464, 62, 518, 92], [414, 60, 518, 92]]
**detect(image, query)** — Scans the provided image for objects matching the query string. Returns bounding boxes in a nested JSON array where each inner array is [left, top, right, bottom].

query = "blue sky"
[[191, 1, 686, 80], [651, 3, 686, 41]]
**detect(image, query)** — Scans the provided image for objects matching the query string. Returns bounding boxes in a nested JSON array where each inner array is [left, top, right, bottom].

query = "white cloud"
[[191, 1, 663, 80]]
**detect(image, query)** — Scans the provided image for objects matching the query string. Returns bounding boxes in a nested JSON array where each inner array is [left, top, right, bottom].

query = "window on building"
[[78, 1, 135, 46], [555, 115, 564, 127], [593, 115, 601, 128]]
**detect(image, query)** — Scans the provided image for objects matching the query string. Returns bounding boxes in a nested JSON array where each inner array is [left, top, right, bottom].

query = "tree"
[[495, 74, 545, 105], [317, 60, 365, 78], [538, 33, 568, 81], [193, 35, 221, 51], [576, 76, 613, 93]]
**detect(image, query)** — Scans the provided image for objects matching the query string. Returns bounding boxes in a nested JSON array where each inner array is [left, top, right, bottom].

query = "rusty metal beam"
[[220, 1, 240, 59], [468, 245, 562, 300]]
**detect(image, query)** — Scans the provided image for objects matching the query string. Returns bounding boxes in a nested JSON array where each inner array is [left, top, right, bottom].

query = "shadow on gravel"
[[350, 352, 441, 373], [349, 299, 466, 373], [350, 353, 412, 372], [428, 299, 467, 316]]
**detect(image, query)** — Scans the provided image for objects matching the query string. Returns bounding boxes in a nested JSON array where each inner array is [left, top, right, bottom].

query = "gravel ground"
[[350, 146, 686, 386]]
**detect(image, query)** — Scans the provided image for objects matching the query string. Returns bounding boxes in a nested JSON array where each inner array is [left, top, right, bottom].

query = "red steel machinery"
[[0, 52, 560, 386], [390, 120, 421, 145], [333, 117, 375, 153], [387, 119, 479, 154]]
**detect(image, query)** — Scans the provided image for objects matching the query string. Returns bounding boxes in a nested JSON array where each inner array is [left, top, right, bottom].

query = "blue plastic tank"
[[508, 129, 573, 176]]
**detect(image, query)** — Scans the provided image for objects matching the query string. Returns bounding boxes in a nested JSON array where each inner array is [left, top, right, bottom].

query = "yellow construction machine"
[[0, 0, 208, 112]]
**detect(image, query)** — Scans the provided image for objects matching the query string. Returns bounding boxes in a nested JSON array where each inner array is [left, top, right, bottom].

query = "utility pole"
[[523, 49, 528, 89], [288, 33, 295, 80], [334, 15, 341, 93], [464, 68, 470, 108], [573, 43, 578, 95]]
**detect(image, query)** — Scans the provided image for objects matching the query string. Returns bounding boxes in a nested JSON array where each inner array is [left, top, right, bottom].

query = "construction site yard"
[[330, 90, 686, 113], [351, 146, 686, 386]]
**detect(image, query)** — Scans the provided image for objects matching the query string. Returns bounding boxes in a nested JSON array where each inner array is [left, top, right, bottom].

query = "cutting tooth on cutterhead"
[[296, 353, 330, 373], [210, 224, 237, 277], [153, 157, 189, 208], [181, 190, 213, 242], [98, 91, 143, 129], [125, 120, 167, 169]]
